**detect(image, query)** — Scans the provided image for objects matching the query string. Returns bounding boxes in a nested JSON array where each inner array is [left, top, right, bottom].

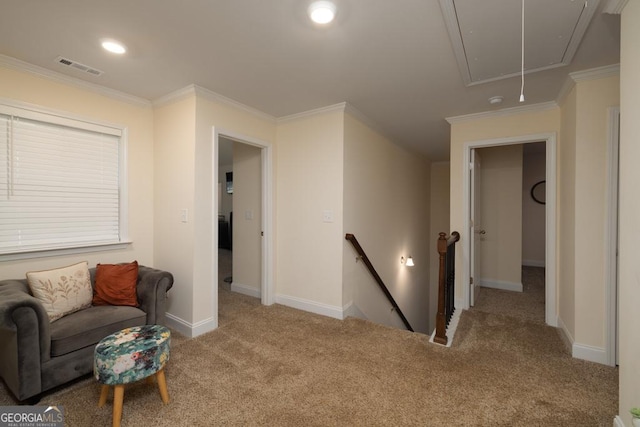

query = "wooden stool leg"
[[98, 385, 110, 407], [156, 368, 170, 404], [112, 384, 124, 427]]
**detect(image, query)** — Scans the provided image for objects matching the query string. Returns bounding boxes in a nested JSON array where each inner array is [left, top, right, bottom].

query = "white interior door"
[[470, 149, 483, 306]]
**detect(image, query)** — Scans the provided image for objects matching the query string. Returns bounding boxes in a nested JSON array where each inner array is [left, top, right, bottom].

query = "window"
[[0, 101, 129, 259]]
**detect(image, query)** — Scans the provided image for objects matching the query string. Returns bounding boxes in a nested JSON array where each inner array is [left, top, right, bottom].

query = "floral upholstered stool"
[[94, 325, 171, 427]]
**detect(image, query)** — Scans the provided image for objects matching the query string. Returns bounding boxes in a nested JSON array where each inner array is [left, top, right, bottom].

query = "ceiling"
[[0, 0, 620, 161]]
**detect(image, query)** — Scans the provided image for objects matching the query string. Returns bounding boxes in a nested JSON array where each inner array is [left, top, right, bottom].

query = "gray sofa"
[[0, 265, 173, 402]]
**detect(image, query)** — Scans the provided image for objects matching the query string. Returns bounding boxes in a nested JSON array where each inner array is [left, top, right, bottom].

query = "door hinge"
[[470, 277, 474, 285], [261, 231, 264, 236]]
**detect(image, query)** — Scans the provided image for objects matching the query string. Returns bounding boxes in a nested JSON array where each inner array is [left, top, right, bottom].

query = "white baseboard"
[[522, 259, 546, 267], [557, 315, 608, 365], [572, 342, 608, 365], [342, 301, 367, 320], [613, 415, 626, 427], [480, 279, 523, 292], [556, 316, 573, 353], [275, 294, 344, 320], [165, 312, 217, 338], [231, 282, 261, 298]]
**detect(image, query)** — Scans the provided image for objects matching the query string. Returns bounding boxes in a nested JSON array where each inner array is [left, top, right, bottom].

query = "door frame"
[[461, 132, 557, 327], [605, 107, 620, 366], [212, 127, 275, 321]]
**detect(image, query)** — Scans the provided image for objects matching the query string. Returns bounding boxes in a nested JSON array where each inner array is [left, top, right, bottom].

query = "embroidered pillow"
[[26, 261, 93, 323], [92, 261, 139, 307]]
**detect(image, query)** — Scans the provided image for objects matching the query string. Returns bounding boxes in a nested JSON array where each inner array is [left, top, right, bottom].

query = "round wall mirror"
[[531, 180, 546, 205]]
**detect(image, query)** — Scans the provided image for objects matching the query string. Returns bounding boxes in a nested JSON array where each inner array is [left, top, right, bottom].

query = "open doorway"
[[462, 133, 557, 327], [469, 142, 547, 323], [212, 128, 274, 328]]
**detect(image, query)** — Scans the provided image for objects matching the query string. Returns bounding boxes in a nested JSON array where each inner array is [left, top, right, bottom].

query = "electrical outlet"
[[322, 210, 334, 223]]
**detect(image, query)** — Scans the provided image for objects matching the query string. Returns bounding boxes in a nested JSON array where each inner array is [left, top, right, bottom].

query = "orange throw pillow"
[[92, 261, 139, 307]]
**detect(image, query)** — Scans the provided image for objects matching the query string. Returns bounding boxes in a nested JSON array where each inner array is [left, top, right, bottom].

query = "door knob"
[[478, 229, 486, 235]]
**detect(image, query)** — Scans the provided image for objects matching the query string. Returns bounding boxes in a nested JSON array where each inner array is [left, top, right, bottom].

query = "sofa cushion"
[[26, 261, 93, 323], [50, 305, 146, 357], [92, 261, 139, 307]]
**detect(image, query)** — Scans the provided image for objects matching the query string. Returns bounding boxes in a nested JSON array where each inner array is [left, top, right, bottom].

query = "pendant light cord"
[[520, 0, 525, 102]]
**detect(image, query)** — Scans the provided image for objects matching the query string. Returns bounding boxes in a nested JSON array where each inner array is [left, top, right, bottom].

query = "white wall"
[[275, 109, 344, 314], [477, 145, 523, 289], [342, 111, 431, 334], [232, 142, 262, 294], [522, 143, 546, 267], [0, 64, 155, 278], [429, 162, 450, 332], [618, 2, 640, 424]]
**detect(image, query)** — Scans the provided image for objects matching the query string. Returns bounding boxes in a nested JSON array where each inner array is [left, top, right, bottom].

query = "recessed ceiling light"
[[101, 39, 126, 54], [308, 1, 336, 24]]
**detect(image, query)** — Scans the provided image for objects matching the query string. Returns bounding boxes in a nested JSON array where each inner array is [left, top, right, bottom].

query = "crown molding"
[[343, 103, 394, 140], [570, 63, 620, 82], [153, 84, 276, 123], [193, 85, 276, 122], [277, 102, 347, 123], [445, 101, 558, 125], [152, 85, 197, 107], [602, 0, 629, 14], [0, 54, 151, 108], [556, 63, 620, 105]]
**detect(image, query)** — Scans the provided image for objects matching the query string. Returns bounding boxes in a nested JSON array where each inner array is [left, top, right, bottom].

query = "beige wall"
[[429, 162, 450, 332], [153, 96, 197, 324], [276, 110, 344, 309], [192, 93, 275, 328], [618, 1, 640, 423], [342, 112, 431, 333], [477, 145, 523, 288], [522, 144, 546, 266], [0, 65, 155, 278], [154, 89, 275, 334], [232, 142, 262, 293], [450, 72, 619, 360], [558, 87, 577, 339], [571, 75, 619, 350], [449, 108, 560, 307]]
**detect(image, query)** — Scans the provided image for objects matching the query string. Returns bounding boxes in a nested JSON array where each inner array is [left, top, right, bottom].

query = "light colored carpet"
[[474, 266, 546, 324], [0, 265, 618, 426]]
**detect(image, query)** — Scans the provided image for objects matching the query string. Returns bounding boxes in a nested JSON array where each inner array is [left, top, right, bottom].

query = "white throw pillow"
[[26, 261, 93, 322]]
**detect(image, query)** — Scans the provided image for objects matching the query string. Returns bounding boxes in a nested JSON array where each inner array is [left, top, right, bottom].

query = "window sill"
[[0, 241, 133, 262]]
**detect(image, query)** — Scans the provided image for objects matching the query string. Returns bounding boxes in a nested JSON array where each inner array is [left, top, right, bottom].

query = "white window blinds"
[[0, 106, 124, 255]]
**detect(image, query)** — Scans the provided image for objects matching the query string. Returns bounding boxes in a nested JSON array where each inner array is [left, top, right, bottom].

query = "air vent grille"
[[55, 56, 104, 76]]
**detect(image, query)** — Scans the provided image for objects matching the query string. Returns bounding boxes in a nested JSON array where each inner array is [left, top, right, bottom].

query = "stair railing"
[[345, 233, 414, 332], [434, 231, 460, 345]]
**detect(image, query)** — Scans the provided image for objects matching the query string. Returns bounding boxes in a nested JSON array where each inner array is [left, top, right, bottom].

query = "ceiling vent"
[[55, 56, 104, 76]]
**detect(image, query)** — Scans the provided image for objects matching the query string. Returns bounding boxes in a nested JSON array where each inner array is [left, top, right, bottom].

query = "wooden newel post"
[[434, 232, 448, 345]]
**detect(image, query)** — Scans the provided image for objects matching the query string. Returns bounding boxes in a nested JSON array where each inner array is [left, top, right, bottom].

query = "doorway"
[[470, 143, 547, 323], [462, 133, 557, 327], [212, 128, 274, 328]]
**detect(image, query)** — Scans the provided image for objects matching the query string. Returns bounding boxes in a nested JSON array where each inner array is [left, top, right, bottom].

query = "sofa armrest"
[[136, 266, 173, 325], [0, 280, 51, 401]]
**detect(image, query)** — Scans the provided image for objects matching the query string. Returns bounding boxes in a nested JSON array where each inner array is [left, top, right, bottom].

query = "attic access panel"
[[439, 0, 599, 86]]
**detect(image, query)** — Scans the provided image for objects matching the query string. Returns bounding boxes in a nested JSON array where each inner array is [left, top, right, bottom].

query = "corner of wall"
[[165, 312, 217, 338]]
